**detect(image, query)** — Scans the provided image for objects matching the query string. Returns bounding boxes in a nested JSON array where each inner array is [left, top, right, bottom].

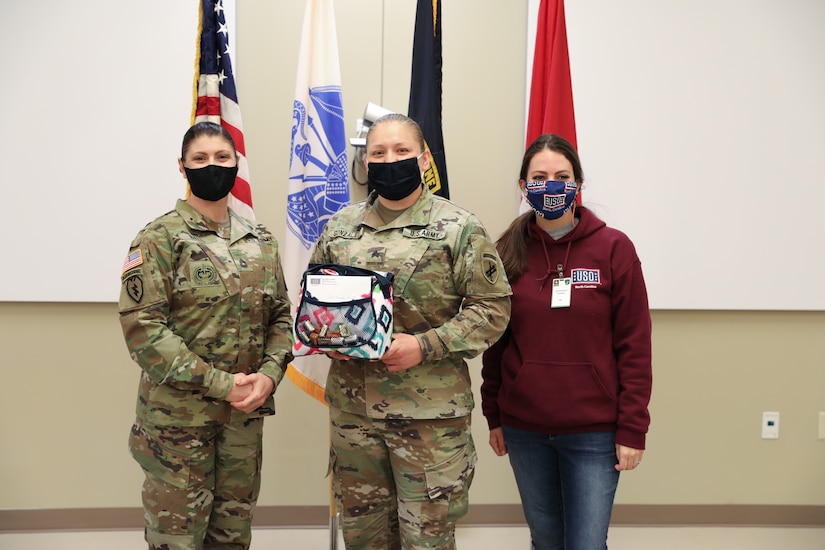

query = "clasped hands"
[[225, 372, 274, 413]]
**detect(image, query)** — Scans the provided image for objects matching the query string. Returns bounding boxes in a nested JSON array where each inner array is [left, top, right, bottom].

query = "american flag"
[[121, 250, 143, 273], [192, 0, 254, 219]]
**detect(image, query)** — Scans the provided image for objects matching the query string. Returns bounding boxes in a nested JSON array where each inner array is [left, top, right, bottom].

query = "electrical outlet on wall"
[[762, 411, 779, 439], [818, 412, 825, 440]]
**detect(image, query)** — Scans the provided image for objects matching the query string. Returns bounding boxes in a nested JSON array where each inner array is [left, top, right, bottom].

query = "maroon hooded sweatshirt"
[[481, 207, 652, 450]]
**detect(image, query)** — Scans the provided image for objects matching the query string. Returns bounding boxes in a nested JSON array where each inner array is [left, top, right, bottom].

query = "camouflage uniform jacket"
[[311, 188, 512, 420], [119, 199, 294, 427]]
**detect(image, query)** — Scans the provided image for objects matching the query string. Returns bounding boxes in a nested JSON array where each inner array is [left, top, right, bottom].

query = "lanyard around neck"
[[537, 239, 572, 292]]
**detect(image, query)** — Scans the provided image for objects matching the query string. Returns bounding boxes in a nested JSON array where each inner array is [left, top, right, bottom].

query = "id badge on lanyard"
[[551, 277, 572, 308]]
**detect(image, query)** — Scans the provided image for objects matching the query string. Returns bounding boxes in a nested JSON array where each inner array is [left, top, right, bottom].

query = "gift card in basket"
[[305, 275, 373, 303]]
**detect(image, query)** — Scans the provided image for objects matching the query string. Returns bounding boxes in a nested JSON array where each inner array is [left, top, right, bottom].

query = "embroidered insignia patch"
[[366, 247, 386, 265], [125, 274, 144, 303], [482, 252, 499, 284], [330, 229, 361, 239], [192, 264, 219, 286], [402, 228, 446, 240], [122, 250, 143, 274], [571, 268, 601, 285]]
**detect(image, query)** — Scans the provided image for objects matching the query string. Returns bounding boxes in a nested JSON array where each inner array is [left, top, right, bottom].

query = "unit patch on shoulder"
[[124, 274, 144, 303], [481, 252, 499, 285]]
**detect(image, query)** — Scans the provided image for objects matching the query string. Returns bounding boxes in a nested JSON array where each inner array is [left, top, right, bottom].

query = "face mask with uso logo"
[[524, 179, 578, 220]]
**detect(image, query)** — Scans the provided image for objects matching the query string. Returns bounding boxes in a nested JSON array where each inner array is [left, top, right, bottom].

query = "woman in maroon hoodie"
[[481, 134, 652, 550]]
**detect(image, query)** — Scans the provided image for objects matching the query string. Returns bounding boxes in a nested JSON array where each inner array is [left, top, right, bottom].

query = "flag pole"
[[286, 1, 349, 545], [327, 421, 339, 549], [329, 470, 339, 549]]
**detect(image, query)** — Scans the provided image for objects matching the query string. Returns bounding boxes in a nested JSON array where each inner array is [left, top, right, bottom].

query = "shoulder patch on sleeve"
[[466, 233, 511, 295], [123, 273, 144, 303], [481, 252, 500, 285]]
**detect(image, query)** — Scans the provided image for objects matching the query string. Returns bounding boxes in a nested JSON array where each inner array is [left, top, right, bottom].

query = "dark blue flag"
[[408, 0, 449, 199]]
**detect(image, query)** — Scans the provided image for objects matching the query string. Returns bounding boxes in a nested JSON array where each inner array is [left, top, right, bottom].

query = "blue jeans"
[[502, 426, 620, 550]]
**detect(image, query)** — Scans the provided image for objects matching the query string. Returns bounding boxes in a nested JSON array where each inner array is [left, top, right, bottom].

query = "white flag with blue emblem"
[[285, 0, 349, 403]]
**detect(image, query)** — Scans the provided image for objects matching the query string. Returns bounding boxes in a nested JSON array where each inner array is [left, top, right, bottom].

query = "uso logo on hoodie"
[[571, 268, 601, 289]]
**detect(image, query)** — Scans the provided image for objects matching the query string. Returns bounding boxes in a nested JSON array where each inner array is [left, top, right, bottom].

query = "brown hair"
[[497, 134, 584, 281], [365, 113, 426, 152], [180, 121, 236, 160]]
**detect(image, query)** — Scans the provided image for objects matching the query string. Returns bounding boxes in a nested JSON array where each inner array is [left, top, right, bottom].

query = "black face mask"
[[184, 164, 238, 201], [367, 156, 423, 201]]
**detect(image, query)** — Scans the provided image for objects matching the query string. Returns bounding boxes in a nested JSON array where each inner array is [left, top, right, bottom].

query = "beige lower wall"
[[2, 504, 823, 532], [0, 304, 823, 511]]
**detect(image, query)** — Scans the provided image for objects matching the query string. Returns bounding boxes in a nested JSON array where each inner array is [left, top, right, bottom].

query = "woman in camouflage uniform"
[[118, 122, 293, 550], [311, 114, 512, 549]]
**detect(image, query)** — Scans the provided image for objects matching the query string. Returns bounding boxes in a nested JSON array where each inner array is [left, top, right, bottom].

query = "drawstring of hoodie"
[[537, 239, 572, 292]]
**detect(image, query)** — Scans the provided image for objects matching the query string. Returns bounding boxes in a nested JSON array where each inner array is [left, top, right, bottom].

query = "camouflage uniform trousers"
[[128, 412, 264, 550], [329, 407, 477, 550]]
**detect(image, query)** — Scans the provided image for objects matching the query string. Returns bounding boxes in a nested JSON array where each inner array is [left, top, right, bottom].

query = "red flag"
[[526, 0, 576, 149], [191, 0, 254, 219]]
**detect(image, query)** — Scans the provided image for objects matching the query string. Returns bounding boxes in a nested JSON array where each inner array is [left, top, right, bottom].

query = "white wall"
[[3, 2, 193, 302], [566, 0, 825, 310], [3, 1, 824, 309]]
